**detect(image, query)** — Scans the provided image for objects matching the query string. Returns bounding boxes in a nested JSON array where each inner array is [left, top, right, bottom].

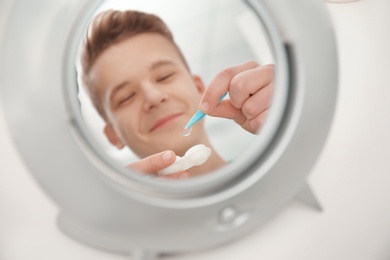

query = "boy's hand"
[[128, 150, 190, 180], [200, 61, 274, 134]]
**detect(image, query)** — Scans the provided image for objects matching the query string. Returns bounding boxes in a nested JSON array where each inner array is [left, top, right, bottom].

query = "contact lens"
[[180, 125, 192, 136]]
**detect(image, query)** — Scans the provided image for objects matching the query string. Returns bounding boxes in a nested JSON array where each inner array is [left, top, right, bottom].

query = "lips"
[[149, 113, 183, 132]]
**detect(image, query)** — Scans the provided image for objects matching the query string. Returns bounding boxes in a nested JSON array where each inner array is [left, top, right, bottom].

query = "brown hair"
[[79, 9, 189, 121]]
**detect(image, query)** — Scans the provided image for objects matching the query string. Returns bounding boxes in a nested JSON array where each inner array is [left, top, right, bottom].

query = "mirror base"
[[57, 211, 133, 256]]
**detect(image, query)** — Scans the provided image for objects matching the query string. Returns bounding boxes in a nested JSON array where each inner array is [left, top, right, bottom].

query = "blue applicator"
[[184, 92, 228, 129]]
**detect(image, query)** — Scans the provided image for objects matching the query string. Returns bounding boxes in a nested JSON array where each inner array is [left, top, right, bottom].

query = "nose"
[[142, 83, 168, 111]]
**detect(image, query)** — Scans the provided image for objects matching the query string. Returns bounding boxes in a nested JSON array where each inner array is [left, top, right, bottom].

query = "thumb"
[[128, 150, 176, 174]]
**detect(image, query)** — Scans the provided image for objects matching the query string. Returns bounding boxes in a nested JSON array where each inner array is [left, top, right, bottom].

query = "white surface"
[[1, 0, 390, 259]]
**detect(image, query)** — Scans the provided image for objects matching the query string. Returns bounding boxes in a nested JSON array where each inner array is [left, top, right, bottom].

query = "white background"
[[1, 0, 390, 259]]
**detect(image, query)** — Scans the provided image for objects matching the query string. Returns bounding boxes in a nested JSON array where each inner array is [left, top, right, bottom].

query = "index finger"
[[200, 61, 259, 114], [128, 150, 176, 174]]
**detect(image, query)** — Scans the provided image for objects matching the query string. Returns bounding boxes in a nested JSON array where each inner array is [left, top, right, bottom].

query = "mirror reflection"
[[76, 0, 275, 180]]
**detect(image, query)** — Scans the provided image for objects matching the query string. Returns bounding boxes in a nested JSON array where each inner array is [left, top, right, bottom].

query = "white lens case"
[[157, 144, 211, 176]]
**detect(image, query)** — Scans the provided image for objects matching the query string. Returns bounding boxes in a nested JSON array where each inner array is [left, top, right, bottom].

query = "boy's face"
[[88, 33, 206, 158]]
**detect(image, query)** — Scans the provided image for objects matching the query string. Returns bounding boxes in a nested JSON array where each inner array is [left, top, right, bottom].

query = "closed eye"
[[118, 93, 135, 106], [157, 73, 175, 82]]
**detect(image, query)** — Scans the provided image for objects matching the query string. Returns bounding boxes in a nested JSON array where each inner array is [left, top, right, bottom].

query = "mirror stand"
[[56, 181, 322, 260], [295, 182, 322, 211]]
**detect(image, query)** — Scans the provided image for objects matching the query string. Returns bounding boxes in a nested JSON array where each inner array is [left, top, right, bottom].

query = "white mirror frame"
[[0, 0, 337, 259]]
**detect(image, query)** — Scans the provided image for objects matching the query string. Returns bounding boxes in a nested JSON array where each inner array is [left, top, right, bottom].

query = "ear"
[[103, 124, 125, 150], [192, 74, 205, 94]]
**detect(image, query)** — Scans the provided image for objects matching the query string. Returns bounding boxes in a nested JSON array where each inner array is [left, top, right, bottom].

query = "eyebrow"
[[149, 60, 175, 71]]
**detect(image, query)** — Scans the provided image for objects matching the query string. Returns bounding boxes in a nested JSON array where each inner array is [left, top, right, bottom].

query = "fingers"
[[128, 151, 191, 180], [200, 61, 259, 114], [202, 62, 274, 134], [241, 81, 273, 121], [229, 64, 274, 110], [210, 100, 269, 134], [207, 64, 273, 127], [208, 100, 247, 126], [128, 150, 176, 174], [249, 109, 269, 133], [208, 82, 272, 134]]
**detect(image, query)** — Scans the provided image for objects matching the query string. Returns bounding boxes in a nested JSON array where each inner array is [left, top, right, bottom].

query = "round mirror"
[[71, 0, 283, 186]]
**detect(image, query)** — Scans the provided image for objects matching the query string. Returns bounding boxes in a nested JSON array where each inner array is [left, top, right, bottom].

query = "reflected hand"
[[128, 151, 190, 180], [200, 61, 274, 134]]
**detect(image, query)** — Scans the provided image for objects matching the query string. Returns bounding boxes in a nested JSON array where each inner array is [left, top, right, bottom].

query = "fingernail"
[[162, 151, 173, 161], [201, 102, 209, 113], [180, 172, 190, 179]]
